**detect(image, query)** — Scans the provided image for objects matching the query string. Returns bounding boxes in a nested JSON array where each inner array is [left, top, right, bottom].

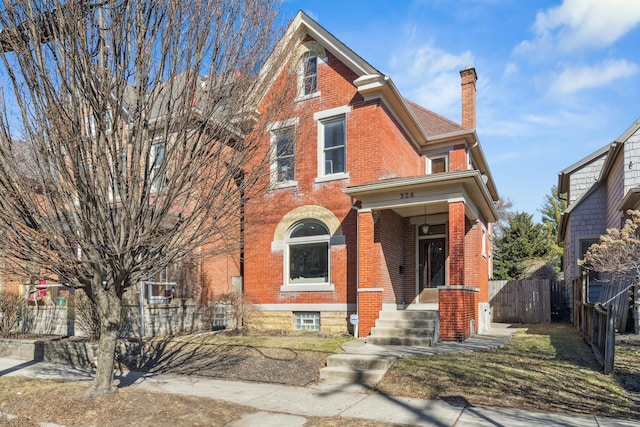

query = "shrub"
[[71, 290, 101, 340], [0, 290, 24, 337], [204, 292, 258, 332]]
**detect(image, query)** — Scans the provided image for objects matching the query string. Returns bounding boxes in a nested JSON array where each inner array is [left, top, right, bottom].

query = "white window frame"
[[109, 150, 127, 201], [150, 140, 167, 192], [268, 118, 299, 188], [281, 220, 334, 292], [314, 106, 350, 183], [302, 51, 317, 96], [296, 51, 321, 101], [428, 154, 448, 174]]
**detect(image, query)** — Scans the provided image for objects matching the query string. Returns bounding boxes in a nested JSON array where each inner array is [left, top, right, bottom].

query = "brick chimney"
[[460, 66, 477, 130]]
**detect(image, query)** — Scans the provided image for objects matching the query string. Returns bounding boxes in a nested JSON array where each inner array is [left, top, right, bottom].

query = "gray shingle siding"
[[566, 184, 607, 282], [568, 157, 605, 204]]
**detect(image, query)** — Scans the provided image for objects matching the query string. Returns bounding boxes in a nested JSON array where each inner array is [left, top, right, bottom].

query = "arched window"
[[286, 220, 329, 285], [301, 51, 317, 95]]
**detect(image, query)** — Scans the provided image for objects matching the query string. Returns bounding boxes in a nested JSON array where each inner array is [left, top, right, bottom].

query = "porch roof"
[[344, 170, 498, 223]]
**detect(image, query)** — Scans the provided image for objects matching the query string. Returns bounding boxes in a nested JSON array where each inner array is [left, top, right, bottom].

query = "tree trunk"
[[634, 285, 640, 334], [85, 282, 123, 397]]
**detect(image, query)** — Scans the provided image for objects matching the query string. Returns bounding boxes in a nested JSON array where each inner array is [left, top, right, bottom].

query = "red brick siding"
[[439, 286, 479, 341], [448, 202, 466, 286], [357, 290, 382, 337], [243, 37, 427, 310], [449, 145, 467, 171]]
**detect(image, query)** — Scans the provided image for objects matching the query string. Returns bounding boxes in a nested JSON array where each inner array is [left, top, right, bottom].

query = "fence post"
[[604, 304, 616, 375]]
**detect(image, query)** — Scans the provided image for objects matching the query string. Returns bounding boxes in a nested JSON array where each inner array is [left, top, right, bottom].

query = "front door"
[[418, 237, 445, 303]]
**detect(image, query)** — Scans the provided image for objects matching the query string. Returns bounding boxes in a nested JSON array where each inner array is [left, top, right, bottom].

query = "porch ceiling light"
[[420, 224, 429, 235]]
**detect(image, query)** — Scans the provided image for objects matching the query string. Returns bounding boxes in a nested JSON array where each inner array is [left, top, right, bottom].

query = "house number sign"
[[399, 192, 414, 199]]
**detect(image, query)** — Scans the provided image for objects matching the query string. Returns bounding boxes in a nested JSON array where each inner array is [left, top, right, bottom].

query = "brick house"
[[558, 117, 640, 330], [238, 12, 499, 341]]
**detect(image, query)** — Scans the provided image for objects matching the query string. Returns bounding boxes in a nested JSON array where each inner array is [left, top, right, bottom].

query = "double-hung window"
[[314, 106, 350, 181], [268, 119, 298, 187], [274, 127, 295, 184], [322, 117, 345, 175], [302, 51, 317, 96], [110, 151, 127, 200], [150, 142, 167, 191]]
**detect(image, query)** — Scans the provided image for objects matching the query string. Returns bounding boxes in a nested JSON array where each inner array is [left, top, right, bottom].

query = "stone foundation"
[[253, 311, 351, 334]]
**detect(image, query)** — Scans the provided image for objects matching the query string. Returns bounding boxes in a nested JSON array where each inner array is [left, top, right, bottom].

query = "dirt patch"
[[115, 331, 346, 387]]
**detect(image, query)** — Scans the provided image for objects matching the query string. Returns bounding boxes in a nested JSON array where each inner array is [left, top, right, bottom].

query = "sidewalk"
[[0, 325, 637, 427]]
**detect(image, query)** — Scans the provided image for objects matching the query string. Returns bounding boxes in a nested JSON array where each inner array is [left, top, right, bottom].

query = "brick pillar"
[[356, 209, 382, 337], [438, 286, 479, 341], [448, 201, 466, 286]]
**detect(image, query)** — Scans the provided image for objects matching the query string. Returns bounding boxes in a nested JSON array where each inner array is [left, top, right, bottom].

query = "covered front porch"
[[344, 170, 497, 341]]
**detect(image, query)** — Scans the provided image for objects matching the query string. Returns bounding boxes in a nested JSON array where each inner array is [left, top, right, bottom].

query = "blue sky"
[[280, 0, 640, 222]]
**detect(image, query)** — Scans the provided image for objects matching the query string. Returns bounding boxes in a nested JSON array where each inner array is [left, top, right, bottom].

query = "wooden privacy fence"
[[489, 280, 552, 323]]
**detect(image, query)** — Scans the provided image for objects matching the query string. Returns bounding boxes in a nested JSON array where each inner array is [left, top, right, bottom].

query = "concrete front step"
[[378, 310, 438, 320], [325, 353, 396, 370], [319, 366, 388, 385], [374, 318, 437, 329], [366, 335, 433, 346], [370, 326, 436, 338]]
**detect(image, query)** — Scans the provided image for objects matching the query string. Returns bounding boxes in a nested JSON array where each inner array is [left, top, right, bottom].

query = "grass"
[[377, 323, 637, 419], [166, 331, 352, 353]]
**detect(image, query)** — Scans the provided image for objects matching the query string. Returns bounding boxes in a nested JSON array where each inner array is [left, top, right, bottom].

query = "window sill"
[[295, 91, 320, 103], [280, 283, 335, 292], [271, 180, 298, 190], [315, 172, 349, 184]]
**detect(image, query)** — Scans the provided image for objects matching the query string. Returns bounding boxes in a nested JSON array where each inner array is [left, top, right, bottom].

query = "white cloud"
[[548, 59, 639, 95], [503, 62, 518, 78], [516, 0, 640, 56], [389, 42, 473, 116]]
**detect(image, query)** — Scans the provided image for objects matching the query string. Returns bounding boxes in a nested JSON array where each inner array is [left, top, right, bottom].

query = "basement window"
[[294, 312, 320, 331]]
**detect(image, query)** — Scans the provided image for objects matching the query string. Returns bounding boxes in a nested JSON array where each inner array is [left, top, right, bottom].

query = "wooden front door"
[[418, 237, 445, 303]]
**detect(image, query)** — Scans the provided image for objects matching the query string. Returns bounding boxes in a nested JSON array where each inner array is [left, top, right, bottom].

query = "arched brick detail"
[[273, 205, 343, 241]]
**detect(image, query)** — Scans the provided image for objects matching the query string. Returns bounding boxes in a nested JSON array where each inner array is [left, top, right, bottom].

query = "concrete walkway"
[[0, 324, 637, 426]]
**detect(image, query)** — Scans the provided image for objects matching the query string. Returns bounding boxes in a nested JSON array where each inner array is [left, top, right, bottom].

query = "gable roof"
[[559, 117, 640, 240], [405, 99, 464, 137], [257, 11, 498, 200]]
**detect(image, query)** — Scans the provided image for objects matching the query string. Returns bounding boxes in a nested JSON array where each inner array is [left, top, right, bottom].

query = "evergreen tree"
[[540, 185, 567, 271], [493, 212, 551, 280]]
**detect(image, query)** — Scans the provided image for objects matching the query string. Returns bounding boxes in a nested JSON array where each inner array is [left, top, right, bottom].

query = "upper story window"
[[110, 150, 127, 200], [322, 117, 345, 175], [302, 52, 317, 96], [429, 155, 448, 174], [314, 106, 350, 182], [268, 118, 298, 187], [296, 41, 325, 101], [150, 141, 167, 191], [274, 127, 295, 184]]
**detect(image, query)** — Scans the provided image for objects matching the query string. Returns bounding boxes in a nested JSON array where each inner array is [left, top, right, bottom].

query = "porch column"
[[357, 209, 382, 337], [439, 201, 478, 341], [448, 201, 466, 286]]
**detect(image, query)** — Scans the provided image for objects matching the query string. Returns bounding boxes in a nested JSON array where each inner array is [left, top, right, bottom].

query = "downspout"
[[350, 196, 359, 338]]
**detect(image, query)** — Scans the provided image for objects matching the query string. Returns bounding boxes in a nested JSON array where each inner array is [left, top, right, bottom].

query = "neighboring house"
[[558, 117, 640, 326], [238, 12, 499, 341]]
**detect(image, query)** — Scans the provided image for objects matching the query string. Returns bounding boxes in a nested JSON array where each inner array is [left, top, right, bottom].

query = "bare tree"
[[579, 210, 640, 334], [0, 0, 293, 396]]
